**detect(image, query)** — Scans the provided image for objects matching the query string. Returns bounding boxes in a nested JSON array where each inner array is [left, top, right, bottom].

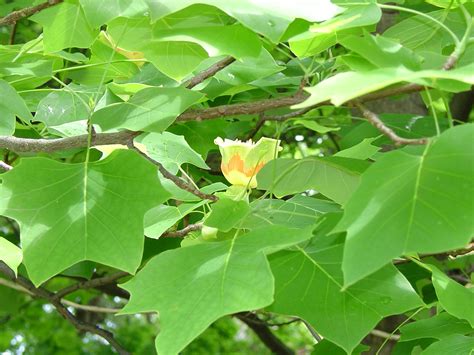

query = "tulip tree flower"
[[214, 137, 282, 188]]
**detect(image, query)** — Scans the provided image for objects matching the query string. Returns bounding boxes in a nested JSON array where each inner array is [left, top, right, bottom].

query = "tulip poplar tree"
[[0, 0, 473, 354]]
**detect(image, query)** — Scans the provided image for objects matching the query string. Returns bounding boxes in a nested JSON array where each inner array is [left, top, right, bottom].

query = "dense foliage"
[[0, 0, 473, 354]]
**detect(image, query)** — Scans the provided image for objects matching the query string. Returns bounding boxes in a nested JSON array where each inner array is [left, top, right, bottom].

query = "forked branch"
[[0, 262, 129, 355], [0, 0, 63, 26]]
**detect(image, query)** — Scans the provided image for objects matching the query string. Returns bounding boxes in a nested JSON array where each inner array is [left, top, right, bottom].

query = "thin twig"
[[0, 0, 63, 26], [370, 329, 401, 341], [161, 223, 203, 238], [128, 142, 218, 201], [0, 161, 13, 171], [0, 262, 129, 354], [355, 102, 429, 146], [0, 278, 120, 313], [185, 56, 235, 89], [55, 271, 129, 300], [245, 113, 267, 140], [9, 22, 17, 44], [394, 242, 474, 265]]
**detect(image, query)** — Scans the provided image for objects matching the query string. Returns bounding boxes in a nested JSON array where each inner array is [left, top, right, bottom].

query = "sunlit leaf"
[[338, 125, 474, 286], [0, 150, 170, 286]]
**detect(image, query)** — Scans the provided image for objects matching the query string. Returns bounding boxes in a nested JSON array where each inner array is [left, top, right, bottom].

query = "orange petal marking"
[[222, 154, 245, 175]]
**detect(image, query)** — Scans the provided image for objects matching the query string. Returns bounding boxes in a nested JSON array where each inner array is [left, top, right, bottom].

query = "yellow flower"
[[214, 137, 281, 188]]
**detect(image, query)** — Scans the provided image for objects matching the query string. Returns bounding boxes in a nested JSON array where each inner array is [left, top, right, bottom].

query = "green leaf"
[[337, 124, 474, 287], [296, 64, 474, 107], [0, 285, 25, 316], [0, 60, 53, 79], [420, 334, 474, 355], [92, 87, 204, 132], [334, 137, 379, 160], [136, 132, 209, 174], [0, 237, 22, 276], [0, 79, 33, 135], [34, 85, 92, 126], [430, 266, 474, 327], [242, 195, 340, 230], [309, 4, 381, 34], [205, 198, 250, 232], [144, 0, 342, 42], [79, 0, 148, 27], [119, 225, 315, 354], [269, 214, 423, 353], [399, 312, 473, 341], [144, 202, 205, 238], [384, 8, 468, 53], [312, 339, 369, 355], [142, 41, 208, 81], [66, 37, 139, 86], [31, 1, 98, 52], [339, 114, 448, 149], [0, 150, 170, 286], [339, 33, 421, 70], [160, 181, 227, 202], [214, 49, 283, 85], [152, 24, 261, 59], [257, 157, 370, 205], [425, 0, 468, 8], [294, 119, 340, 133]]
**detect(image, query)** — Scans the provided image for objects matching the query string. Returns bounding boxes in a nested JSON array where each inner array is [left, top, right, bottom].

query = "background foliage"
[[0, 0, 473, 354]]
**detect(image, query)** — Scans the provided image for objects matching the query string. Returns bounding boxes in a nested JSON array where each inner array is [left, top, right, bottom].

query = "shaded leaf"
[[205, 198, 250, 232], [334, 137, 379, 160], [144, 202, 205, 239], [399, 312, 473, 341], [430, 266, 474, 327], [257, 157, 370, 205], [269, 214, 423, 353], [420, 334, 474, 355], [242, 195, 339, 230], [0, 79, 33, 135]]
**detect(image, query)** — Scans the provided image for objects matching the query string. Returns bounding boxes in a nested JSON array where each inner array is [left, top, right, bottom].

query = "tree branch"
[[0, 130, 139, 153], [0, 278, 120, 313], [161, 223, 202, 238], [0, 160, 13, 171], [236, 312, 294, 355], [177, 91, 309, 122], [127, 142, 218, 201], [394, 242, 474, 265], [55, 271, 129, 300], [185, 56, 236, 89], [0, 262, 129, 354], [355, 102, 429, 146], [0, 0, 63, 26]]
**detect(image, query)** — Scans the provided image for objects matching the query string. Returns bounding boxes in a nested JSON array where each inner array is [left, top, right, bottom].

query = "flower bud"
[[214, 137, 281, 188]]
